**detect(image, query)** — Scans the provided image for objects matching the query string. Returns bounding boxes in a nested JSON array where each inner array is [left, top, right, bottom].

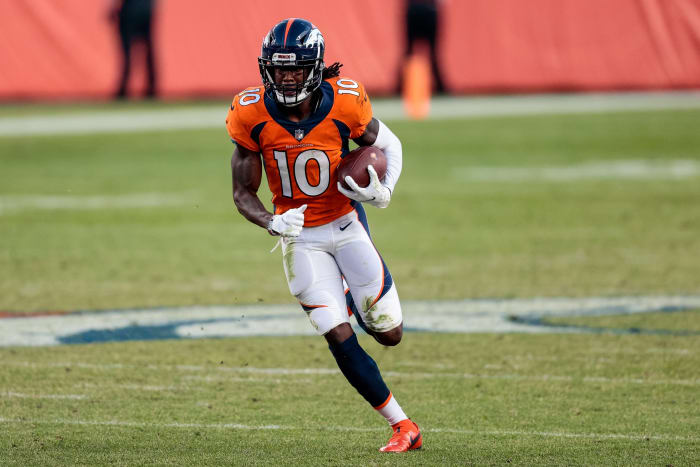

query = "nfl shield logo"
[[294, 129, 304, 141]]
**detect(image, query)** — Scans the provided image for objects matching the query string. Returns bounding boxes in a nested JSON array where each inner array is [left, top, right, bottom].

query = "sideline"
[[1, 92, 699, 136]]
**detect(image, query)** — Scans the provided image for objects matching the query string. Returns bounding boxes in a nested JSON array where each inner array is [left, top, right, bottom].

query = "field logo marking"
[[1, 296, 699, 347]]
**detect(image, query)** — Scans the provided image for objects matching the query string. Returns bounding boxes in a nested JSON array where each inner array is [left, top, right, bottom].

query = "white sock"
[[375, 393, 408, 426]]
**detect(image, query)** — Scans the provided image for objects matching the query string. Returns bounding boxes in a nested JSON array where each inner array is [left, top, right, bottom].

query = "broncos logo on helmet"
[[303, 28, 324, 48], [258, 18, 325, 107]]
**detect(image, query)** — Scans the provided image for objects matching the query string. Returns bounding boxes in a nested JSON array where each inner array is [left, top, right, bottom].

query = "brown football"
[[337, 146, 387, 190]]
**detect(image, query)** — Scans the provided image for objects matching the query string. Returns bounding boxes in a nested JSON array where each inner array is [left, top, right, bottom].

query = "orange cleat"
[[379, 419, 422, 452]]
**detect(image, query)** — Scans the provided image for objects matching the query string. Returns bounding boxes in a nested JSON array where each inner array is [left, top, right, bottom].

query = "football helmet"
[[259, 18, 325, 106]]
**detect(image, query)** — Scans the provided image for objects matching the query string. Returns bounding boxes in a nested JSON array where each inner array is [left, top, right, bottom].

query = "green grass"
[[2, 104, 700, 464], [1, 328, 699, 465], [2, 108, 699, 311]]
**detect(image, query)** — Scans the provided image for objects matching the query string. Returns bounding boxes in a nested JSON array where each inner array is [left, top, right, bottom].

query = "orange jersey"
[[226, 77, 373, 226]]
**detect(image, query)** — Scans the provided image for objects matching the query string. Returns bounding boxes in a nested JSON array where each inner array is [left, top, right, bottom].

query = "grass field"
[[2, 106, 699, 311], [1, 331, 699, 465], [1, 100, 699, 464]]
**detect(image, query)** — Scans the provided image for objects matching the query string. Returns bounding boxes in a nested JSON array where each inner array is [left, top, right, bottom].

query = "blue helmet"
[[258, 18, 325, 106]]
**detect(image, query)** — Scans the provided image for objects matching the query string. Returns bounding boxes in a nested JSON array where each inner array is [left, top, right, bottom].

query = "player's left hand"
[[337, 165, 391, 208]]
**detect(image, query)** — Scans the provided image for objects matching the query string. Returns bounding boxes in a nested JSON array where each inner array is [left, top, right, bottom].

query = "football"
[[337, 146, 387, 190]]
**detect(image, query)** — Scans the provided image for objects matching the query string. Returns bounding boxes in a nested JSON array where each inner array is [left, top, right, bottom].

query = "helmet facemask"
[[259, 56, 324, 107]]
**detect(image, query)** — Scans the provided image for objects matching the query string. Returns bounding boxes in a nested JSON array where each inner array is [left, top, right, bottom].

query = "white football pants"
[[280, 208, 402, 335]]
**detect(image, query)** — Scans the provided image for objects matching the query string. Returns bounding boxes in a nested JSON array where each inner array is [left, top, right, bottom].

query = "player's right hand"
[[337, 165, 391, 209], [267, 204, 307, 237]]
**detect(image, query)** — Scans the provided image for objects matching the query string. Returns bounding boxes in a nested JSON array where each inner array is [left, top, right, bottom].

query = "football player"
[[227, 18, 421, 453]]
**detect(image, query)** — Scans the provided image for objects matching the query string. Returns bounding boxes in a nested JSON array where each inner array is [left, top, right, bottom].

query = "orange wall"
[[1, 0, 699, 100], [442, 0, 700, 92]]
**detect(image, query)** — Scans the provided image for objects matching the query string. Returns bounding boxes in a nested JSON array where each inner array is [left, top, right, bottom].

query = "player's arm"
[[231, 145, 306, 237], [231, 144, 271, 229], [339, 117, 402, 208]]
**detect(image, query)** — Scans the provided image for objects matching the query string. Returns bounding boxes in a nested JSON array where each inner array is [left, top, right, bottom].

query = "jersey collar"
[[264, 81, 335, 141]]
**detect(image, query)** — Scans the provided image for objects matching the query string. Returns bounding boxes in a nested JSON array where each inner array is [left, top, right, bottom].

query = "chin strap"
[[277, 92, 307, 107], [275, 86, 322, 108]]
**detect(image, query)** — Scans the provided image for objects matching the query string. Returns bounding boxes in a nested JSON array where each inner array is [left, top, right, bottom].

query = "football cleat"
[[379, 419, 422, 452]]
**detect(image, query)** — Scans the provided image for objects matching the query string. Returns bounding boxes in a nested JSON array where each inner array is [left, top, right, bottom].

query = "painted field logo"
[[1, 296, 699, 347]]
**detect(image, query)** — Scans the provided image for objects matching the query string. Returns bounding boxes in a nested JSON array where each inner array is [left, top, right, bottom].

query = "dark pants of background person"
[[398, 1, 446, 94], [116, 0, 156, 98]]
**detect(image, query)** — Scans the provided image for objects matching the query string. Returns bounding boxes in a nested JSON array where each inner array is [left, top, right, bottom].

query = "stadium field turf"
[[1, 102, 699, 464]]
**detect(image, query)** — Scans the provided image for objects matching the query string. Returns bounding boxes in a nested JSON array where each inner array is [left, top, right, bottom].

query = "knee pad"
[[302, 292, 348, 335], [361, 284, 403, 333]]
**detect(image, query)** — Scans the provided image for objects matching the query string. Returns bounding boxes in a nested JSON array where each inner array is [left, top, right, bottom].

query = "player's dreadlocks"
[[322, 62, 343, 80]]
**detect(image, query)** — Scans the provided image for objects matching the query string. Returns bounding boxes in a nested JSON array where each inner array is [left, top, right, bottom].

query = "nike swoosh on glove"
[[337, 165, 391, 208], [268, 204, 307, 237]]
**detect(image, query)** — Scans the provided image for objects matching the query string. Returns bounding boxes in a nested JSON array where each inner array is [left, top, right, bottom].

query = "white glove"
[[337, 165, 391, 208], [268, 204, 307, 237]]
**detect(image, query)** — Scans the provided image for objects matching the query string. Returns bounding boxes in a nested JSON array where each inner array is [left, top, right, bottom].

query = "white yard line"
[[0, 417, 696, 442], [454, 159, 700, 182], [5, 361, 699, 386], [646, 348, 692, 355], [0, 193, 192, 215], [1, 92, 699, 136], [1, 391, 86, 400], [183, 375, 311, 384], [72, 376, 315, 390], [74, 383, 179, 392]]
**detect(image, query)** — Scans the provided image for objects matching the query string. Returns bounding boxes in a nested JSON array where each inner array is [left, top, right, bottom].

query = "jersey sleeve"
[[333, 78, 373, 139], [225, 93, 262, 152]]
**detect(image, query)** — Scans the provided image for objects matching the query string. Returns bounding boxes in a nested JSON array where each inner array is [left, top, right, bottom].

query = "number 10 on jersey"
[[273, 149, 331, 198]]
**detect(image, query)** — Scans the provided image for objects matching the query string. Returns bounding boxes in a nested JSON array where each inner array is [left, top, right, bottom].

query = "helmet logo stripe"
[[283, 18, 297, 47]]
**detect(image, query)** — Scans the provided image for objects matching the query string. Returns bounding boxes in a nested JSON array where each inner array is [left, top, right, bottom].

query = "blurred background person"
[[109, 0, 157, 99], [398, 0, 446, 95]]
